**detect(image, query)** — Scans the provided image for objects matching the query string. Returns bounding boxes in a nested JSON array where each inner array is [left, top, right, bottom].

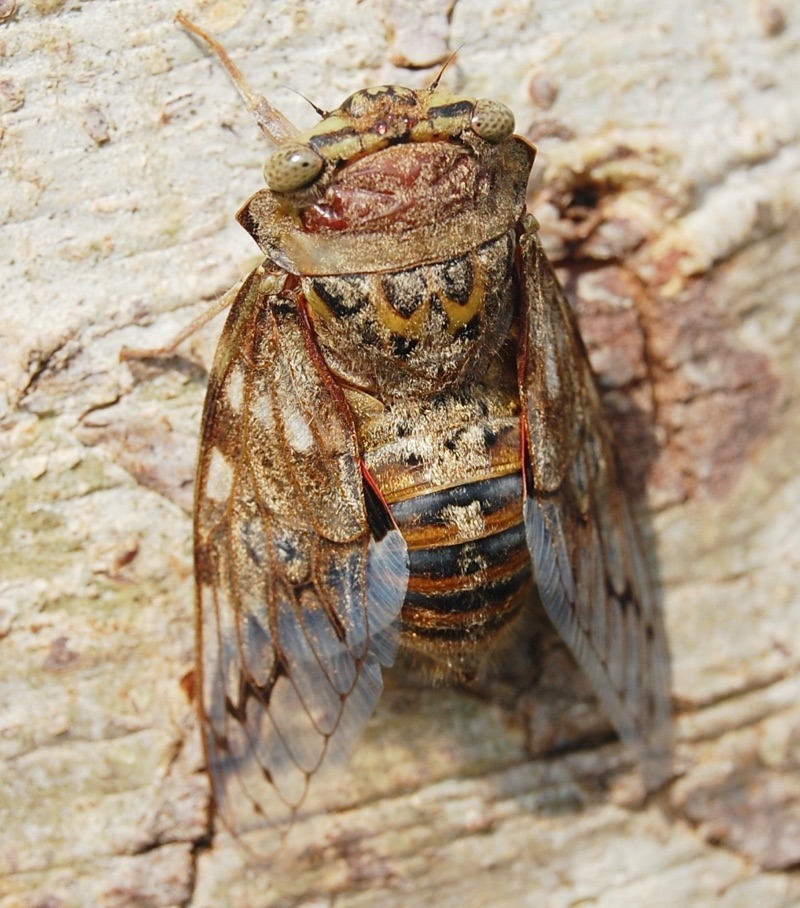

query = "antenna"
[[279, 85, 328, 119], [176, 12, 300, 145], [428, 44, 464, 90]]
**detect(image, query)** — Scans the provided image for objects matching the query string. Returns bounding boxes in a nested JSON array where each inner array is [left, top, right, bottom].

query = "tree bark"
[[2, 0, 799, 905]]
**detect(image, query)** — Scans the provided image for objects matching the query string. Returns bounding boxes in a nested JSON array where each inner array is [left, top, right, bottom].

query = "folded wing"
[[518, 222, 672, 787], [194, 268, 409, 844]]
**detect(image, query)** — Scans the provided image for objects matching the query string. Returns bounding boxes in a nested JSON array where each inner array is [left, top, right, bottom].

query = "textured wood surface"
[[1, 0, 799, 905]]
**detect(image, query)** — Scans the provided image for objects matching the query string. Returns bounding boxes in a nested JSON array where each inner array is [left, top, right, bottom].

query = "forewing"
[[194, 267, 409, 844], [518, 223, 672, 787]]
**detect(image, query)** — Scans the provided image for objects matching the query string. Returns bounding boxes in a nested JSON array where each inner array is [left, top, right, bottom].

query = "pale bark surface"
[[1, 0, 799, 905]]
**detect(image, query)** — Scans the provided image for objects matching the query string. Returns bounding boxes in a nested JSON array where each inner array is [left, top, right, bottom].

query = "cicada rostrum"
[[178, 15, 672, 845]]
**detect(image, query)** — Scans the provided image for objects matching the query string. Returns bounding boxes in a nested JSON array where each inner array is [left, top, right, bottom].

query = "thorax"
[[301, 229, 517, 399]]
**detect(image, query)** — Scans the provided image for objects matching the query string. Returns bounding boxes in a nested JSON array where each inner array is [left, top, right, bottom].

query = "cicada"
[[179, 16, 672, 845]]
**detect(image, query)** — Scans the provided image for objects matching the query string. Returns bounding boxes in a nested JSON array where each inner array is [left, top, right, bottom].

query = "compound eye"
[[471, 99, 515, 143], [264, 144, 325, 192]]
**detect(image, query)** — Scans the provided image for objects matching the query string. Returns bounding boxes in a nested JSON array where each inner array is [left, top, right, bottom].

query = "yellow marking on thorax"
[[305, 253, 490, 343], [440, 253, 486, 334], [374, 290, 428, 339], [302, 282, 343, 323]]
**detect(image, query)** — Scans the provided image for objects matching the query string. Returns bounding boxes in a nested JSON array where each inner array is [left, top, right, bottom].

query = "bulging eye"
[[471, 99, 515, 143], [264, 143, 325, 192]]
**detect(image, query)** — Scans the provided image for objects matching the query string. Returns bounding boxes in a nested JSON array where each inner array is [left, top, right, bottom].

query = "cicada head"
[[238, 85, 536, 276], [262, 85, 522, 193]]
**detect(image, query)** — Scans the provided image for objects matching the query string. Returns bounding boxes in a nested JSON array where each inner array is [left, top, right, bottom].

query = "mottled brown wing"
[[194, 266, 409, 844], [518, 218, 672, 787]]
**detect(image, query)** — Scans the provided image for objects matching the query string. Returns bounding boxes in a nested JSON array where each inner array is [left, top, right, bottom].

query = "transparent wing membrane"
[[519, 224, 672, 787], [194, 272, 409, 845]]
